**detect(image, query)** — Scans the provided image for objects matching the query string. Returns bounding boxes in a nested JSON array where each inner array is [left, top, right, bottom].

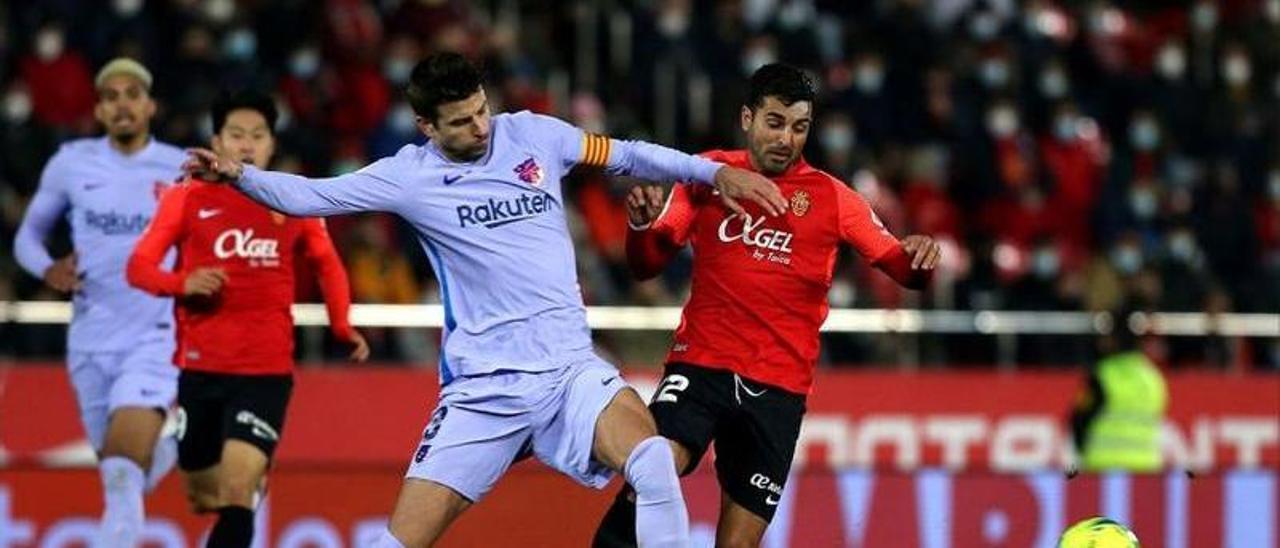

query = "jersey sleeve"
[[835, 182, 932, 289], [526, 112, 723, 185], [834, 182, 899, 262], [13, 149, 72, 278], [126, 184, 190, 296], [625, 183, 701, 279], [235, 160, 405, 217], [299, 218, 356, 342]]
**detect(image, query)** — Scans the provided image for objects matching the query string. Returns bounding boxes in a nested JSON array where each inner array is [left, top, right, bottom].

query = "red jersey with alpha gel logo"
[[127, 178, 355, 375], [628, 150, 928, 394]]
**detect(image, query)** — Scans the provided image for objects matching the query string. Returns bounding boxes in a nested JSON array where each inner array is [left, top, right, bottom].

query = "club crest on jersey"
[[790, 190, 811, 217], [513, 157, 544, 187]]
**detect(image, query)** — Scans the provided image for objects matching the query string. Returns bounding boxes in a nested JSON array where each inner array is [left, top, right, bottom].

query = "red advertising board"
[[0, 365, 1276, 546], [2, 366, 1275, 470]]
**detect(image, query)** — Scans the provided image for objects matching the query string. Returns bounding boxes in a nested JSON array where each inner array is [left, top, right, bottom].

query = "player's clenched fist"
[[626, 185, 666, 228], [182, 267, 229, 296], [184, 148, 244, 182]]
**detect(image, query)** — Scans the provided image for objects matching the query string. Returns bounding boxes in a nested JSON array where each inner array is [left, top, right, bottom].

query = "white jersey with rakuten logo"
[[234, 110, 723, 384], [14, 137, 184, 352]]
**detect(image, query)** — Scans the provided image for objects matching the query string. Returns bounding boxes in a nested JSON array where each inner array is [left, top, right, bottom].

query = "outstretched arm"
[[535, 113, 787, 216], [185, 149, 404, 217]]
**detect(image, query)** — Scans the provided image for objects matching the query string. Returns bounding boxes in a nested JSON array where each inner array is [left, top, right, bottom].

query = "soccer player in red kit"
[[127, 90, 368, 547], [594, 64, 941, 547]]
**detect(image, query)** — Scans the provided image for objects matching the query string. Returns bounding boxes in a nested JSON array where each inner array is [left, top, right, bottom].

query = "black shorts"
[[176, 370, 293, 472], [648, 362, 805, 522]]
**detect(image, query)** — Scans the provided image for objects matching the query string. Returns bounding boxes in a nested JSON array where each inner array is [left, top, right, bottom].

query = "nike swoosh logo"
[[140, 389, 159, 397], [602, 377, 617, 386], [765, 495, 780, 506], [198, 208, 222, 219], [83, 184, 105, 191], [443, 175, 463, 185]]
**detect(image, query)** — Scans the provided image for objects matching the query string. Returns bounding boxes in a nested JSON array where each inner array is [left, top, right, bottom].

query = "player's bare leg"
[[376, 478, 472, 548], [183, 465, 221, 513], [97, 406, 165, 547], [714, 493, 769, 548], [593, 388, 690, 547], [205, 439, 269, 547]]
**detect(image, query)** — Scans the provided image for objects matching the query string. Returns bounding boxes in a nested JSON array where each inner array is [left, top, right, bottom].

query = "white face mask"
[[34, 30, 65, 61], [1039, 68, 1068, 99], [969, 12, 1000, 41], [979, 59, 1010, 89], [820, 125, 854, 152], [854, 62, 884, 94], [1268, 170, 1280, 199], [742, 48, 776, 76], [384, 57, 414, 86], [113, 0, 144, 17], [986, 106, 1019, 137], [389, 103, 416, 134], [1111, 245, 1143, 275], [1129, 187, 1158, 219], [289, 49, 320, 78], [657, 9, 690, 38], [1167, 232, 1197, 262], [1053, 114, 1077, 142], [204, 0, 236, 24], [1156, 44, 1186, 80], [1191, 2, 1217, 32], [1032, 247, 1060, 278], [1222, 54, 1251, 86], [1129, 118, 1160, 151], [3, 91, 32, 123], [222, 28, 257, 61]]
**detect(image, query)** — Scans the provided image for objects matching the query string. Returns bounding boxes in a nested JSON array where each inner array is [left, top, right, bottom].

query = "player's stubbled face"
[[212, 109, 275, 169], [94, 74, 155, 142], [427, 88, 492, 162], [742, 96, 812, 176]]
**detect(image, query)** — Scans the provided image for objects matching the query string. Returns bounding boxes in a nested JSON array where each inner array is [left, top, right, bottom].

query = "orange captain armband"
[[580, 133, 612, 167]]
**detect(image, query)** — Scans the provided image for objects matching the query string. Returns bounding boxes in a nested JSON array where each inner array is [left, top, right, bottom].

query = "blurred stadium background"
[[0, 0, 1276, 547]]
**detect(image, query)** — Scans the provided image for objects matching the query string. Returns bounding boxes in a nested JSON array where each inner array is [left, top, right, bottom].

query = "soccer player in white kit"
[[186, 52, 787, 548], [13, 58, 185, 547]]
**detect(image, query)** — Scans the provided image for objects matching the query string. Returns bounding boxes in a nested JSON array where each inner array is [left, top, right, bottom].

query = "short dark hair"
[[406, 52, 484, 121], [210, 89, 278, 134], [746, 63, 817, 111]]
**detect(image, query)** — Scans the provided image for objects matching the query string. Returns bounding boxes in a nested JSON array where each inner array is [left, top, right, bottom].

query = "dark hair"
[[746, 63, 817, 111], [210, 89, 278, 134], [406, 52, 484, 121]]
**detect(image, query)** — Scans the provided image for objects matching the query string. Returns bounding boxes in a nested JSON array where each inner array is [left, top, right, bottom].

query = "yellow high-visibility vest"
[[1082, 351, 1168, 472]]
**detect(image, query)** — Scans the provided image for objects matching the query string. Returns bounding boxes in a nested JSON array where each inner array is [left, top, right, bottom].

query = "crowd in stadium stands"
[[0, 0, 1275, 368]]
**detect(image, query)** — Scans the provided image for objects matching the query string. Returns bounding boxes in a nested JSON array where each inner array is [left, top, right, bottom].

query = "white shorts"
[[405, 354, 626, 502], [67, 339, 178, 451]]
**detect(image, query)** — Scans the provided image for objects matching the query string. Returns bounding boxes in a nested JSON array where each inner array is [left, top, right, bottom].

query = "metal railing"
[[1, 301, 1275, 337]]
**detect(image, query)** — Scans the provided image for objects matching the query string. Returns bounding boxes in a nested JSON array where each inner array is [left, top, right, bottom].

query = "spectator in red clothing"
[[985, 99, 1037, 192], [19, 21, 96, 132], [1040, 102, 1106, 249], [901, 146, 962, 239]]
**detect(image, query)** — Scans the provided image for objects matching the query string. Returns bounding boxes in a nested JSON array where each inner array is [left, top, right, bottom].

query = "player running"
[[13, 58, 184, 547], [183, 52, 786, 548], [593, 63, 942, 547], [127, 90, 368, 547]]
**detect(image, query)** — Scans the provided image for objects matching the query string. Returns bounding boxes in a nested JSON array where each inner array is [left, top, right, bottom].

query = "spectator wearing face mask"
[[19, 21, 96, 132]]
